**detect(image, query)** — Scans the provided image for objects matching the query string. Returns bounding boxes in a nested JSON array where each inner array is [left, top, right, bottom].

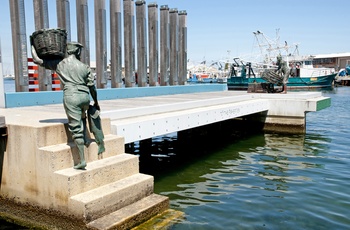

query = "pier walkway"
[[1, 90, 329, 143], [0, 87, 330, 229]]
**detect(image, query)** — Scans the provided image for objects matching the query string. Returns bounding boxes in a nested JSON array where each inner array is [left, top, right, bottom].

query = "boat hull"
[[227, 73, 337, 90]]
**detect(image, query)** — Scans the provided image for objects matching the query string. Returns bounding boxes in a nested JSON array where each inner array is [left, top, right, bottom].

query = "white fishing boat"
[[227, 30, 336, 90]]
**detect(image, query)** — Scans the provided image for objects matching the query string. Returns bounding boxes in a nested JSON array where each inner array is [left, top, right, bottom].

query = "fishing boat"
[[227, 30, 337, 90], [227, 56, 337, 90], [187, 60, 227, 84], [187, 74, 219, 84]]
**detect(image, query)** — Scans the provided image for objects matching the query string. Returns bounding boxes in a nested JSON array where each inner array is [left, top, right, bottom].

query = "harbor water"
[[137, 86, 350, 230], [1, 79, 350, 229]]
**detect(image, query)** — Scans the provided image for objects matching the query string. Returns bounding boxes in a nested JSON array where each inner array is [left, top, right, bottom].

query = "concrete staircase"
[[3, 117, 169, 229]]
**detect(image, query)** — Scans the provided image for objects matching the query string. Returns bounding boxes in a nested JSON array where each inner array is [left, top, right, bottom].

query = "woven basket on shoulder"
[[31, 28, 67, 59]]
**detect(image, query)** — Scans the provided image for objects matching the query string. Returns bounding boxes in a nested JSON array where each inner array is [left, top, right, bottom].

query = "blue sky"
[[1, 0, 350, 74]]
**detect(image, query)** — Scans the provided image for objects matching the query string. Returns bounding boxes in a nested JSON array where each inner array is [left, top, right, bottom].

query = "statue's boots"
[[74, 138, 87, 170], [281, 84, 287, 94]]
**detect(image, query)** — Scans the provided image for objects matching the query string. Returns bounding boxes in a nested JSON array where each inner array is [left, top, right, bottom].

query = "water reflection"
[[256, 134, 327, 188], [130, 130, 333, 213]]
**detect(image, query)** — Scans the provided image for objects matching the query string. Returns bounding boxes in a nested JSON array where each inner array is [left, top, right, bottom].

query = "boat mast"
[[253, 29, 290, 64]]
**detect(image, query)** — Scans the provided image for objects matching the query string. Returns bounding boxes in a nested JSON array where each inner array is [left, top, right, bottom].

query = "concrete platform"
[[0, 90, 331, 142], [0, 89, 331, 229]]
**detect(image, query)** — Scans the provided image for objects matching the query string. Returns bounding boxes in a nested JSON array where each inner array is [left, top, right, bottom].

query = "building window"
[[313, 58, 336, 65]]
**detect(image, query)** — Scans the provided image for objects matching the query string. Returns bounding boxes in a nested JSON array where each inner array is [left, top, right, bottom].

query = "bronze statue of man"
[[261, 54, 290, 93], [276, 54, 290, 94], [31, 41, 105, 170]]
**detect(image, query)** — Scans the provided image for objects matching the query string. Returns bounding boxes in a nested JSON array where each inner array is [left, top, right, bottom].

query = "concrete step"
[[87, 193, 169, 230], [53, 154, 140, 201], [35, 118, 112, 147], [68, 173, 154, 222], [38, 134, 125, 172]]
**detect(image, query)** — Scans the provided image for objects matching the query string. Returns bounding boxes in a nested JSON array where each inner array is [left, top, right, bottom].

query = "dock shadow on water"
[[126, 119, 264, 177]]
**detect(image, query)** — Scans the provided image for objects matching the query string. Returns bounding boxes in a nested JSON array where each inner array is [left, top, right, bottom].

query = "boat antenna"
[[292, 44, 300, 56], [254, 29, 296, 65]]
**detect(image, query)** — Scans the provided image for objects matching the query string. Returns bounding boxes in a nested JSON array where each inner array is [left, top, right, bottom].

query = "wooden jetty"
[[0, 85, 331, 229]]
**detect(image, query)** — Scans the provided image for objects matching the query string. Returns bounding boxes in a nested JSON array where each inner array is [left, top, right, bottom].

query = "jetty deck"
[[1, 90, 329, 143], [0, 87, 331, 229]]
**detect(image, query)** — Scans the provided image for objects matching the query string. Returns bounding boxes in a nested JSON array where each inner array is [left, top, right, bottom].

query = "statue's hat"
[[67, 42, 83, 55]]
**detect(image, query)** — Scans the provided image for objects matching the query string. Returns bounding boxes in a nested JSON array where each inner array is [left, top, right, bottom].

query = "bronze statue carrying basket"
[[30, 28, 67, 59]]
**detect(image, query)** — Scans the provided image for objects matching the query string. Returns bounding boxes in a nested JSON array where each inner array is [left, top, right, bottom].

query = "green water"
[[144, 87, 350, 229]]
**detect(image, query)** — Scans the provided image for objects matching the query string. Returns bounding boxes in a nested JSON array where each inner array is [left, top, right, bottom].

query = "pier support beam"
[[263, 115, 306, 134], [262, 98, 309, 134], [94, 0, 108, 88], [159, 5, 170, 86], [169, 8, 178, 86], [76, 0, 90, 65], [110, 0, 123, 88], [148, 3, 159, 86], [178, 10, 187, 85], [231, 112, 307, 134], [56, 0, 71, 42], [124, 0, 136, 87], [33, 0, 52, 92], [136, 0, 147, 87], [9, 0, 29, 92]]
